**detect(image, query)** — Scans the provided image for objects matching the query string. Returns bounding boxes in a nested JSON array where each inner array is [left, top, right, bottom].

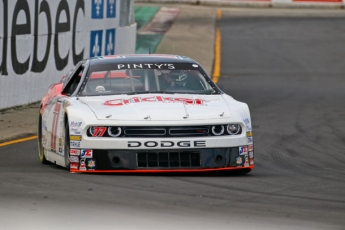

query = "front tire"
[[38, 114, 48, 164], [64, 122, 70, 170]]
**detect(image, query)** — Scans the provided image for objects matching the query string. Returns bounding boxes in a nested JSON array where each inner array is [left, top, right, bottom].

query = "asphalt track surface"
[[1, 8, 345, 230]]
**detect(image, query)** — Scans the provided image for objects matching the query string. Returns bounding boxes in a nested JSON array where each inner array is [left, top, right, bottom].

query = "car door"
[[45, 61, 85, 155]]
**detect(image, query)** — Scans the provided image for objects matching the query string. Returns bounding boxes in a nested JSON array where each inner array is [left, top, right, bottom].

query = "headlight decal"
[[89, 126, 107, 137]]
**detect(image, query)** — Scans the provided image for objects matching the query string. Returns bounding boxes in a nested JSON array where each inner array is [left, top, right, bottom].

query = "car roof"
[[88, 54, 197, 65]]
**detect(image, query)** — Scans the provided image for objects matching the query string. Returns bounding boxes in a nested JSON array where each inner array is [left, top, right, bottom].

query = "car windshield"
[[80, 63, 218, 96]]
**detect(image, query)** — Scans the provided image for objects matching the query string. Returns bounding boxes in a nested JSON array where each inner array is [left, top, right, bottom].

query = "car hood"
[[78, 94, 231, 121]]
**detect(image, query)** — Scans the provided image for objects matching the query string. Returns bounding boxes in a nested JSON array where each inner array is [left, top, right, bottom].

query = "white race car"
[[38, 54, 254, 173]]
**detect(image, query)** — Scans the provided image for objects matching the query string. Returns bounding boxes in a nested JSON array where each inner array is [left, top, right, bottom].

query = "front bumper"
[[69, 147, 254, 173]]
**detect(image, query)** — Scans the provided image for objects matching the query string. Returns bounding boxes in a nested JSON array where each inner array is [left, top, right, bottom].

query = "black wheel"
[[38, 114, 49, 164], [64, 122, 70, 170]]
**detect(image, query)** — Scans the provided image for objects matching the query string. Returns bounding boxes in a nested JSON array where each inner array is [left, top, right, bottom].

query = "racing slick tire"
[[38, 114, 49, 164], [64, 121, 70, 170]]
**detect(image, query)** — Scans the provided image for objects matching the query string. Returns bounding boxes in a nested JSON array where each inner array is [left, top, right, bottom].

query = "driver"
[[158, 70, 176, 90], [95, 85, 106, 93]]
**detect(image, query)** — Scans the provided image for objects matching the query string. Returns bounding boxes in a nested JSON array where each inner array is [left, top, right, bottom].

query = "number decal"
[[51, 102, 62, 150], [92, 127, 107, 137]]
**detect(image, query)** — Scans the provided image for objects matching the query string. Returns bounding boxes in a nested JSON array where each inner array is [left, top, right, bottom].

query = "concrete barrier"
[[135, 0, 345, 8], [0, 0, 136, 109]]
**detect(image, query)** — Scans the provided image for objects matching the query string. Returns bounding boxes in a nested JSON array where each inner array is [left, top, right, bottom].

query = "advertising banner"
[[0, 0, 136, 109]]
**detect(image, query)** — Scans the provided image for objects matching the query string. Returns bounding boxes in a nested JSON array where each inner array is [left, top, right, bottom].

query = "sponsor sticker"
[[70, 156, 79, 163], [239, 146, 248, 155], [247, 137, 253, 144], [70, 121, 82, 127], [246, 125, 252, 132], [81, 150, 93, 158], [70, 163, 79, 169], [249, 151, 254, 159], [70, 149, 81, 156], [247, 131, 252, 137], [70, 141, 81, 148], [87, 160, 96, 169], [248, 145, 253, 152], [104, 96, 204, 107], [70, 128, 81, 135], [115, 63, 175, 70], [79, 159, 87, 170], [250, 159, 254, 165], [70, 135, 82, 141], [243, 118, 250, 125], [236, 156, 243, 166], [244, 155, 249, 167]]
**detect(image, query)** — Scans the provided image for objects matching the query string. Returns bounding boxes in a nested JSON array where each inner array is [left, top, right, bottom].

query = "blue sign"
[[107, 0, 116, 18], [92, 0, 104, 19], [105, 29, 116, 55], [90, 30, 103, 57]]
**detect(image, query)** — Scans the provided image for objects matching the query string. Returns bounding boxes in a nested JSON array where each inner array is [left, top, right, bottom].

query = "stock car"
[[38, 54, 254, 173]]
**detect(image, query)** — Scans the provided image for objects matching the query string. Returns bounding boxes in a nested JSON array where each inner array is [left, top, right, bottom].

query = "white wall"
[[0, 0, 136, 109]]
